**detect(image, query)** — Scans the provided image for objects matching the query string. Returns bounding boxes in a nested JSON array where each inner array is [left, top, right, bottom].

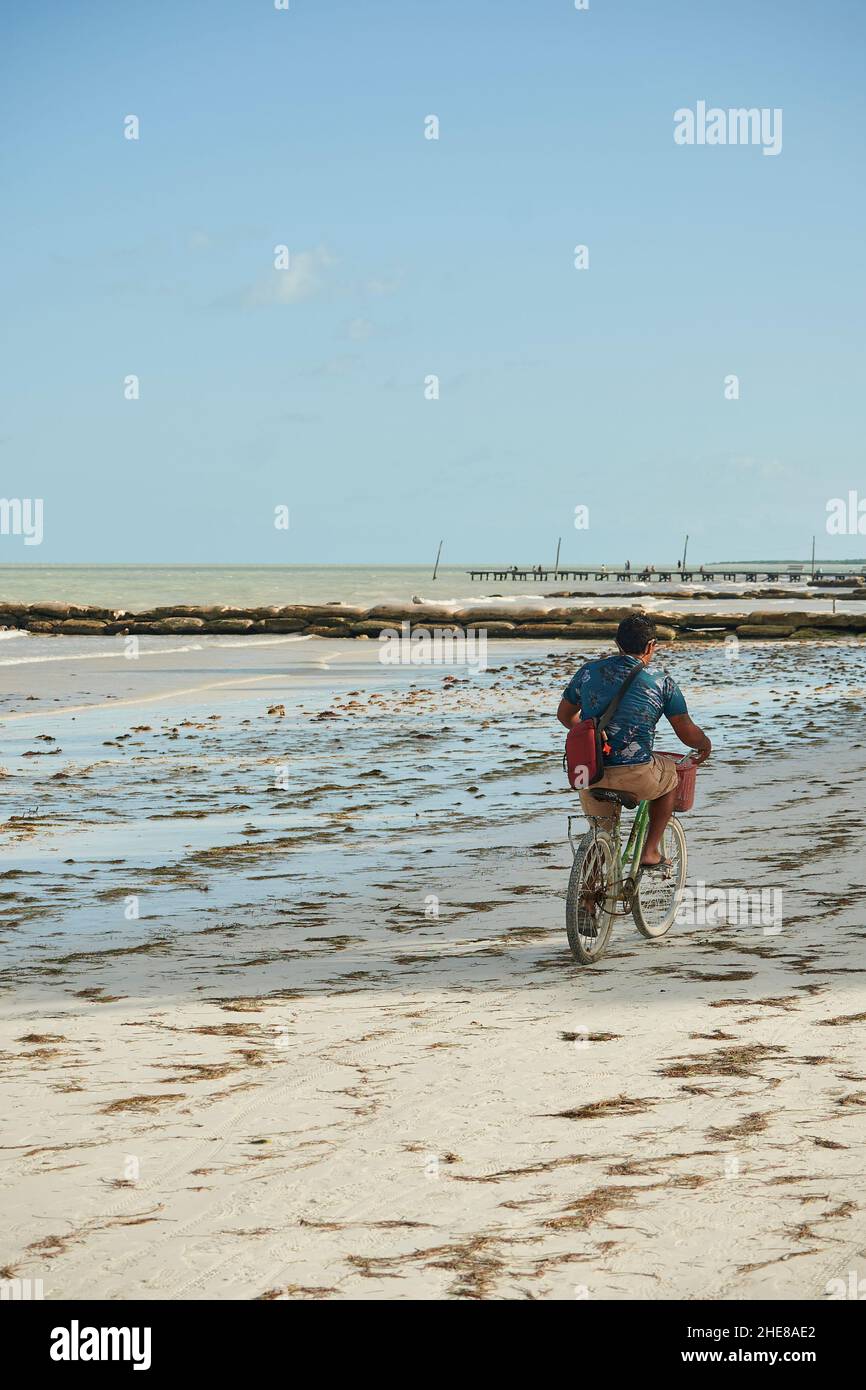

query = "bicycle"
[[565, 767, 690, 966]]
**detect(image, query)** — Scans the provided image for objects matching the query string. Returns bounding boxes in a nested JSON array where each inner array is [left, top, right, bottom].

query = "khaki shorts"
[[578, 753, 678, 822]]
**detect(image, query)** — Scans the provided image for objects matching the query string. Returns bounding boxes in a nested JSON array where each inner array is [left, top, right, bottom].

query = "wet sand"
[[0, 636, 864, 1299]]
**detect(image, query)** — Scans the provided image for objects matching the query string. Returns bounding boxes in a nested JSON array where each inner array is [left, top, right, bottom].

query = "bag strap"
[[597, 659, 643, 730]]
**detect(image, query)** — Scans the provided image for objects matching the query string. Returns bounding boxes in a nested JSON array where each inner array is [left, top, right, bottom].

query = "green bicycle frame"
[[620, 799, 650, 881]]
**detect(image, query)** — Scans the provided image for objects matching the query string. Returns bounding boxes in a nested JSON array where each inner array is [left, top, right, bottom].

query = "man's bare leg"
[[641, 787, 677, 865]]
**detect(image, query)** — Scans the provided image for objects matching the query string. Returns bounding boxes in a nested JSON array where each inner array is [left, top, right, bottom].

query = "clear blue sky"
[[1, 0, 864, 564]]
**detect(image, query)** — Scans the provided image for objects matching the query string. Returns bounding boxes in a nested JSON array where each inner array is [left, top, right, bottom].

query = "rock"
[[217, 606, 285, 619], [58, 620, 109, 635], [742, 610, 814, 627], [532, 607, 573, 622], [806, 613, 866, 631], [265, 606, 318, 622], [671, 613, 746, 630], [735, 625, 796, 638], [296, 611, 353, 626], [139, 606, 225, 619], [255, 619, 308, 633], [273, 605, 363, 624], [18, 603, 125, 621], [133, 605, 283, 622], [740, 610, 866, 631], [202, 619, 255, 633], [312, 604, 367, 618], [129, 618, 205, 634], [454, 605, 550, 624], [349, 619, 469, 637], [25, 602, 75, 618], [404, 624, 466, 638], [567, 607, 647, 623], [365, 604, 457, 623], [510, 624, 610, 638], [154, 617, 206, 633], [568, 623, 627, 638]]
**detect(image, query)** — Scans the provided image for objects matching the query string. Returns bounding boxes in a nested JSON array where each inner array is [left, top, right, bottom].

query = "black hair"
[[616, 614, 657, 654]]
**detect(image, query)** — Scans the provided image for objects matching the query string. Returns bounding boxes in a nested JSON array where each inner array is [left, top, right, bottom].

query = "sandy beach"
[[6, 0, 866, 1337], [1, 632, 865, 1300]]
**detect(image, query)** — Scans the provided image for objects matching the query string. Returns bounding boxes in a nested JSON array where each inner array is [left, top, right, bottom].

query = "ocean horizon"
[[1, 560, 865, 610]]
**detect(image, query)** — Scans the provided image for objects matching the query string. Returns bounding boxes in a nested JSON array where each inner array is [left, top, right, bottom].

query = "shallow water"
[[1, 561, 864, 610], [1, 637, 863, 979]]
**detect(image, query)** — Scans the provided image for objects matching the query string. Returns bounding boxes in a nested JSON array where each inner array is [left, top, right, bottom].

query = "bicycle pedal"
[[621, 876, 638, 910]]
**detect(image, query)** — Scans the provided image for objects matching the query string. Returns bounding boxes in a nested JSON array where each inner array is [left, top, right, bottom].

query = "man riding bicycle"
[[556, 615, 711, 868]]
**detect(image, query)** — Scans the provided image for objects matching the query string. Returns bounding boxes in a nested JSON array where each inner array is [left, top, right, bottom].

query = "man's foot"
[[639, 857, 672, 874]]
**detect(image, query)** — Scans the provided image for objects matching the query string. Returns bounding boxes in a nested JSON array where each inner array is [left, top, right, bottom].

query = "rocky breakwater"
[[1, 601, 865, 640]]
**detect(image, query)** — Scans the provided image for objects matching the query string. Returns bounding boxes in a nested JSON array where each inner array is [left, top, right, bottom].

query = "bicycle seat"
[[592, 789, 640, 810]]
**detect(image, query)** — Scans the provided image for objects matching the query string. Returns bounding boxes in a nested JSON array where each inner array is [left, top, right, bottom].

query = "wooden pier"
[[465, 566, 863, 584]]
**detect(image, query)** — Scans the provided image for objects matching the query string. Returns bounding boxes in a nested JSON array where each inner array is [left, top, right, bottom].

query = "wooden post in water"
[[811, 535, 816, 579], [554, 536, 561, 573], [681, 534, 689, 570], [432, 540, 444, 581]]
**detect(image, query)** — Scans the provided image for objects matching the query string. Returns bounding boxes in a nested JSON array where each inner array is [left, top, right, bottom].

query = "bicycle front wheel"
[[632, 816, 687, 940], [565, 833, 619, 965]]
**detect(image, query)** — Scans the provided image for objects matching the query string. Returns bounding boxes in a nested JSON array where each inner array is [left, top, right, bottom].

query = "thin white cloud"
[[365, 273, 403, 296], [246, 247, 336, 307], [300, 354, 360, 378], [731, 455, 787, 479], [346, 317, 374, 341]]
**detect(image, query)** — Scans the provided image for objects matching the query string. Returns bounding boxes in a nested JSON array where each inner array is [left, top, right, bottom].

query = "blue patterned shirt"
[[563, 653, 688, 766]]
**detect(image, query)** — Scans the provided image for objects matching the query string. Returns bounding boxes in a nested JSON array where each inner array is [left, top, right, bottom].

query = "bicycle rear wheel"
[[566, 833, 618, 965], [631, 816, 687, 939]]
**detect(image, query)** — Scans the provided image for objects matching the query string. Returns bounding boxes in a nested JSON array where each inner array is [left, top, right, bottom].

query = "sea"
[[1, 562, 864, 610]]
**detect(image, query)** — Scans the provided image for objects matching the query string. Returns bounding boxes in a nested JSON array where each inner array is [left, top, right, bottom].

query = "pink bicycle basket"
[[655, 752, 698, 813]]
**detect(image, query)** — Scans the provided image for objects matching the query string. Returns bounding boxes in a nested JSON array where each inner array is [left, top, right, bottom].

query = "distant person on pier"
[[624, 560, 631, 573]]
